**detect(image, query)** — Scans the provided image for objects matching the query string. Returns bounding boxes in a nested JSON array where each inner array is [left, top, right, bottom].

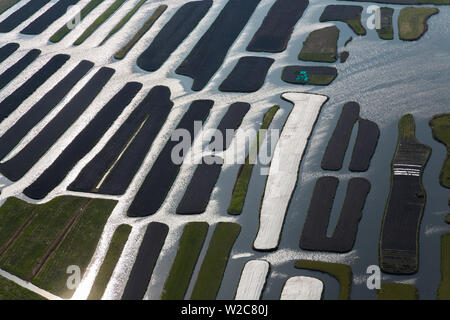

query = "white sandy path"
[[280, 276, 323, 300], [253, 92, 328, 251], [235, 260, 269, 300]]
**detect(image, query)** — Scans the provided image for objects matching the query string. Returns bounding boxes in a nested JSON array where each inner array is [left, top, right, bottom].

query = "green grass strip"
[[100, 0, 149, 45], [344, 18, 367, 36], [190, 222, 241, 300], [33, 198, 117, 299], [295, 260, 352, 300], [430, 113, 450, 188], [0, 275, 46, 300], [114, 4, 167, 60], [228, 106, 279, 215], [74, 0, 127, 46], [161, 222, 209, 300], [398, 7, 439, 41], [88, 224, 132, 300], [0, 0, 20, 15], [438, 233, 450, 300], [50, 0, 103, 43], [377, 283, 418, 300]]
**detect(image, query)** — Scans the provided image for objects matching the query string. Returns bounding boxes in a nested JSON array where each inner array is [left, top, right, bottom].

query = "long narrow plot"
[[321, 102, 360, 171], [176, 0, 261, 91], [121, 222, 169, 300], [0, 49, 41, 91], [438, 233, 450, 300], [191, 222, 241, 300], [0, 43, 19, 65], [161, 222, 209, 300], [23, 82, 143, 200], [235, 260, 269, 300], [300, 177, 371, 253], [280, 276, 323, 300], [253, 92, 328, 251], [282, 65, 338, 86], [114, 5, 167, 60], [21, 0, 81, 35], [380, 114, 431, 274], [127, 100, 214, 217], [68, 86, 174, 196], [0, 0, 21, 16], [137, 0, 212, 72], [429, 113, 450, 188], [0, 1, 51, 33], [0, 54, 70, 122], [349, 119, 379, 172], [0, 60, 94, 161], [247, 0, 309, 53], [0, 67, 115, 182], [50, 0, 103, 43]]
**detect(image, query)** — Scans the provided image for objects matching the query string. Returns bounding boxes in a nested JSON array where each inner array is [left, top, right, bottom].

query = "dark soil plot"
[[219, 56, 274, 93], [127, 100, 214, 217], [207, 102, 250, 152], [0, 43, 19, 65], [0, 0, 51, 33], [176, 157, 223, 214], [0, 49, 40, 91], [121, 222, 168, 300], [137, 0, 212, 72], [176, 0, 261, 91], [68, 86, 174, 195], [282, 65, 338, 86], [247, 0, 309, 53], [319, 5, 366, 36], [23, 82, 142, 200], [21, 0, 81, 35], [0, 54, 70, 122], [349, 119, 379, 172], [380, 115, 431, 274], [0, 67, 115, 182], [0, 0, 21, 16], [298, 26, 339, 63], [300, 177, 371, 253], [377, 7, 394, 40], [321, 102, 360, 171], [0, 60, 94, 161]]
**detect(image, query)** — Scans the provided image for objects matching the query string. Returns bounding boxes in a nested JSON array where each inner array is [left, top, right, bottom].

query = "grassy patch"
[[430, 113, 450, 188], [100, 0, 148, 45], [398, 7, 439, 41], [190, 222, 241, 300], [74, 0, 127, 46], [114, 5, 167, 60], [0, 0, 20, 15], [310, 74, 337, 85], [298, 26, 339, 63], [0, 276, 45, 300], [161, 222, 209, 300], [228, 106, 279, 215], [50, 0, 103, 43], [377, 283, 418, 300], [438, 233, 450, 300], [88, 224, 132, 300], [446, 214, 450, 224], [345, 19, 367, 36], [295, 260, 352, 300]]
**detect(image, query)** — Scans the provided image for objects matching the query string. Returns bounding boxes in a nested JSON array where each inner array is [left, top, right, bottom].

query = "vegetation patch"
[[0, 0, 20, 15], [50, 0, 103, 43], [377, 7, 395, 40], [349, 119, 380, 172], [295, 260, 352, 300], [380, 114, 431, 274], [137, 1, 212, 72], [121, 222, 168, 300], [282, 66, 338, 86], [429, 113, 450, 188], [228, 106, 279, 215], [127, 100, 213, 217], [398, 7, 439, 41], [0, 67, 114, 182], [298, 26, 339, 63], [161, 222, 209, 300], [114, 5, 167, 60], [377, 283, 418, 300], [319, 5, 366, 36], [446, 214, 450, 224], [219, 56, 274, 93], [176, 0, 261, 91], [438, 233, 450, 300], [0, 276, 45, 300], [69, 86, 174, 196], [0, 1, 50, 33], [88, 224, 132, 300], [191, 222, 241, 300], [0, 49, 41, 91], [247, 0, 309, 53]]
